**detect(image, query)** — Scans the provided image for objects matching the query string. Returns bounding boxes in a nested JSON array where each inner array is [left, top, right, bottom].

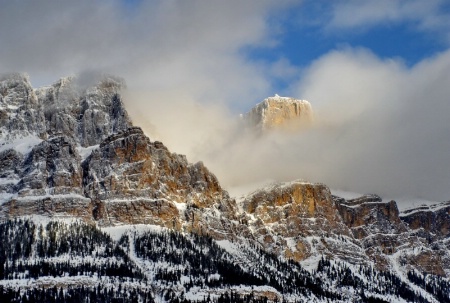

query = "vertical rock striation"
[[243, 95, 313, 132]]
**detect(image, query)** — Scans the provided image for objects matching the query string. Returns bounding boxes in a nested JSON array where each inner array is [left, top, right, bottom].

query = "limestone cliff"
[[1, 73, 131, 146], [243, 95, 313, 132], [240, 181, 368, 265], [335, 196, 450, 276], [0, 73, 244, 241], [36, 75, 132, 147], [82, 127, 239, 232], [0, 73, 46, 140]]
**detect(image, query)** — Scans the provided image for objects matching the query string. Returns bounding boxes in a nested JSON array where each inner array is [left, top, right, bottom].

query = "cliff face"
[[0, 73, 46, 140], [401, 202, 450, 237], [243, 95, 313, 132], [82, 126, 237, 230], [0, 74, 244, 241], [1, 73, 131, 146], [336, 196, 450, 276], [238, 182, 450, 277], [0, 73, 132, 221], [36, 75, 132, 146], [399, 202, 450, 276], [240, 181, 368, 264]]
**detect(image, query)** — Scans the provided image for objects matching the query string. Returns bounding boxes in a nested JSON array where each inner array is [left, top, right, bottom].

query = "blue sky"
[[2, 0, 450, 200], [241, 0, 450, 100]]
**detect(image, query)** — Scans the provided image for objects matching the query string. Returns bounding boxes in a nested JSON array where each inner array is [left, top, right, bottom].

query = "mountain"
[[0, 73, 449, 303], [242, 94, 313, 132]]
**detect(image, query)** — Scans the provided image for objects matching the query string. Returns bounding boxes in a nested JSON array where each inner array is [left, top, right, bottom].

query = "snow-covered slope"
[[1, 219, 448, 303]]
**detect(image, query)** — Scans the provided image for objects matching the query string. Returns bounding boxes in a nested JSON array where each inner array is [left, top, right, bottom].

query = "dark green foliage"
[[0, 220, 448, 302], [0, 219, 144, 281], [132, 230, 341, 300], [134, 232, 266, 288], [0, 284, 155, 303], [408, 270, 450, 303]]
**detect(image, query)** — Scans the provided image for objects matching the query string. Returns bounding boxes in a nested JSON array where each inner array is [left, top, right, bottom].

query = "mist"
[[125, 48, 450, 202], [2, 1, 450, 202]]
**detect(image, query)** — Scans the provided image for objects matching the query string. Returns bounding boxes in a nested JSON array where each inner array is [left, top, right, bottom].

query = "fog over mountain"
[[126, 48, 450, 202], [2, 1, 450, 202]]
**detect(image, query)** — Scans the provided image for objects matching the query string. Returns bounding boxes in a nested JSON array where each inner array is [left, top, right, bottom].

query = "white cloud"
[[0, 0, 293, 108], [3, 1, 450, 202], [326, 0, 450, 41], [143, 47, 450, 202], [285, 47, 450, 200]]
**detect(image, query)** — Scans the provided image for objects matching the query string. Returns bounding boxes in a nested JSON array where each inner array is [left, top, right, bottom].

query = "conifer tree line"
[[0, 219, 449, 302]]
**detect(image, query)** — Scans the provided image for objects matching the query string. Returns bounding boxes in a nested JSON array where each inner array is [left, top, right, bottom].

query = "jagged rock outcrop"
[[0, 73, 245, 241], [0, 149, 22, 197], [0, 73, 46, 140], [335, 195, 409, 269], [335, 195, 450, 276], [36, 75, 132, 147], [0, 135, 92, 220], [398, 202, 450, 276], [401, 202, 450, 238], [0, 73, 131, 149], [336, 194, 407, 239], [240, 181, 368, 264], [17, 135, 82, 196], [82, 127, 239, 230], [0, 73, 131, 220], [243, 95, 313, 132]]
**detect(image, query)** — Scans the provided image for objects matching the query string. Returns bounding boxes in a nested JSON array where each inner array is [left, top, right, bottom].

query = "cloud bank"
[[144, 48, 450, 202], [0, 0, 290, 109], [291, 48, 450, 200], [2, 1, 450, 202]]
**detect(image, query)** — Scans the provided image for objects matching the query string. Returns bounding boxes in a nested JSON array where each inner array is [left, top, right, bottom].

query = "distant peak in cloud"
[[242, 95, 313, 133]]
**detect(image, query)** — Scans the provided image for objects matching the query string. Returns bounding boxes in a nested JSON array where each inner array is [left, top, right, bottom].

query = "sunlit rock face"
[[243, 95, 313, 132], [240, 181, 369, 265], [82, 126, 239, 231], [0, 73, 243, 239]]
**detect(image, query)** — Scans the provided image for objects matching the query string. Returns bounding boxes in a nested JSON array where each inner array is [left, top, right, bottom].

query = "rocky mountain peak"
[[0, 72, 46, 140], [0, 73, 131, 150], [243, 95, 313, 132], [36, 74, 131, 147]]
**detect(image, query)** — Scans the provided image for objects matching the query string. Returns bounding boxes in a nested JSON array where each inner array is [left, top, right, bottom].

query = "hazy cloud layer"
[[0, 0, 291, 109], [2, 1, 450, 201], [142, 48, 450, 202], [291, 48, 450, 200], [327, 0, 450, 41]]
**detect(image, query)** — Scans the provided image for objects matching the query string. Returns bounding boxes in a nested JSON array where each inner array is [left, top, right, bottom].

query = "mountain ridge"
[[0, 73, 449, 302]]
